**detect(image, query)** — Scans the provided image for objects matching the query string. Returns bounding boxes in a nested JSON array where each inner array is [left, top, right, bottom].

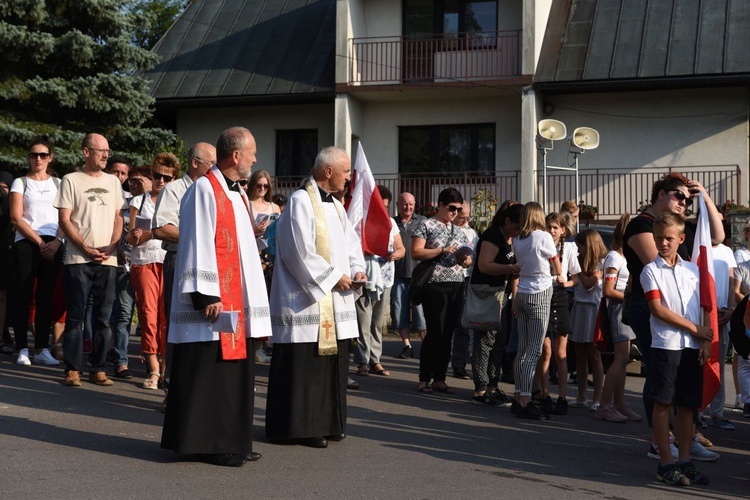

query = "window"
[[399, 123, 495, 176], [404, 0, 497, 37], [275, 129, 318, 178]]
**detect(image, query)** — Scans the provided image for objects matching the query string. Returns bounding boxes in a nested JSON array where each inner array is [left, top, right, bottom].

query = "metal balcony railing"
[[348, 30, 521, 85]]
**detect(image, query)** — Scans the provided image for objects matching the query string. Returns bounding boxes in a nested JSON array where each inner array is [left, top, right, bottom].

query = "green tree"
[[129, 0, 189, 50], [0, 0, 182, 175]]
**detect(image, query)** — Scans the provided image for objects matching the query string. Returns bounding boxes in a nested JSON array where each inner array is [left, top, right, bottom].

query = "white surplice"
[[168, 166, 272, 343], [270, 180, 365, 343]]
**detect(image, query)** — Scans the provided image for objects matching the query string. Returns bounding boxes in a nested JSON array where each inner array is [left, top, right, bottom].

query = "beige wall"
[[348, 94, 522, 174], [176, 103, 335, 176]]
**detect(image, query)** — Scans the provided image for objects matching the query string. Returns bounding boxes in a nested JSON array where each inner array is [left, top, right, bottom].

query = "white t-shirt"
[[712, 244, 736, 309], [641, 254, 701, 351], [10, 176, 60, 242], [558, 240, 581, 279], [129, 193, 166, 266], [54, 171, 125, 266], [603, 250, 629, 292], [734, 247, 750, 265], [513, 230, 557, 294]]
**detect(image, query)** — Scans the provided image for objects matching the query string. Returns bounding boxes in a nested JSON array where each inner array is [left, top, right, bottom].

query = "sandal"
[[369, 365, 390, 376], [418, 382, 433, 394], [142, 372, 160, 390], [432, 383, 455, 394], [356, 364, 369, 377]]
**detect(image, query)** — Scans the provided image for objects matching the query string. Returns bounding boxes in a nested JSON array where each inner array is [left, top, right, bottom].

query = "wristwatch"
[[56, 236, 66, 245]]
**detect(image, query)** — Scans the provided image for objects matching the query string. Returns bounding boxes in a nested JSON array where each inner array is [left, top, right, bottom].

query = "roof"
[[535, 0, 750, 91], [145, 0, 336, 102]]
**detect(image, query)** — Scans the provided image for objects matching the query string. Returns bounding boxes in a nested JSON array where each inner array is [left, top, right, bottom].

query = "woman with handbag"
[[411, 188, 471, 394], [596, 213, 642, 422], [467, 203, 522, 406]]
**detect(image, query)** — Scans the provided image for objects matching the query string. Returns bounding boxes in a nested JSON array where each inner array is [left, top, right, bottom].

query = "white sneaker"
[[254, 349, 271, 363], [32, 348, 60, 366], [689, 438, 720, 462], [16, 348, 31, 366]]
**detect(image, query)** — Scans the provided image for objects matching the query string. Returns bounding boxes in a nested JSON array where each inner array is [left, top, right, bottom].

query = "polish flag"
[[691, 192, 720, 410], [346, 143, 391, 258]]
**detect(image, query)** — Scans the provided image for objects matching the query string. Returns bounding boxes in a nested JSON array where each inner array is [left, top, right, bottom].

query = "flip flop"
[[418, 384, 433, 394], [432, 383, 455, 394]]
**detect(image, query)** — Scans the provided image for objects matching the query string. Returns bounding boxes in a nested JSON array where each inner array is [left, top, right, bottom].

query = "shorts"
[[650, 347, 703, 409]]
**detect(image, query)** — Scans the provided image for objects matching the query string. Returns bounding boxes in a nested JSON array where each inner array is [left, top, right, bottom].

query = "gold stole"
[[206, 170, 248, 360], [304, 179, 338, 356]]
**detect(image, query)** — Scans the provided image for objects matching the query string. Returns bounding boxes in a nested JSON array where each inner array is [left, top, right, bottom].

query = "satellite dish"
[[538, 119, 567, 141], [570, 127, 600, 150]]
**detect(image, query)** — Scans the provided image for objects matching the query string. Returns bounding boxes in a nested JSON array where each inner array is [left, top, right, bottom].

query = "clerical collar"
[[222, 172, 242, 193], [318, 186, 334, 203]]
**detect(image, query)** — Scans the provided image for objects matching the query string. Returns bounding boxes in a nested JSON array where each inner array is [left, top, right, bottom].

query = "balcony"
[[348, 30, 521, 85]]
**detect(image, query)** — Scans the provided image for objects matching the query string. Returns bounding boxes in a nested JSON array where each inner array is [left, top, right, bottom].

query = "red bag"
[[593, 298, 613, 352]]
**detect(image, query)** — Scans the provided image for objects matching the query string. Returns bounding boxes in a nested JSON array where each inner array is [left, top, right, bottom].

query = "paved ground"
[[1, 336, 748, 499]]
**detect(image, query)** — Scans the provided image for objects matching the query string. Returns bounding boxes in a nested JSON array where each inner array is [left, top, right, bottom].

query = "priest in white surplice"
[[161, 127, 272, 467], [266, 147, 366, 449]]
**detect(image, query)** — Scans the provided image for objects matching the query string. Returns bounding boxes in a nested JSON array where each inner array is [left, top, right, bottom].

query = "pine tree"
[[0, 0, 182, 175]]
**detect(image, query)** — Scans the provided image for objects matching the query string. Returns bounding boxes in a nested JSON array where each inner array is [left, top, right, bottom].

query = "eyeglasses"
[[256, 184, 269, 190], [152, 172, 173, 182], [28, 152, 50, 160], [446, 205, 463, 213], [194, 158, 214, 165], [128, 177, 148, 184], [86, 147, 111, 155], [668, 189, 693, 207], [238, 179, 248, 187]]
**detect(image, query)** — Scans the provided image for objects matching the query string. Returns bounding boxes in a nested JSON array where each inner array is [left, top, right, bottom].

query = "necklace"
[[30, 177, 51, 194]]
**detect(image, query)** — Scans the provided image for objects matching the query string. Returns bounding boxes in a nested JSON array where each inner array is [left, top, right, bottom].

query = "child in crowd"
[[511, 202, 562, 419], [569, 229, 607, 410], [532, 212, 580, 416], [596, 213, 642, 423], [641, 212, 712, 486]]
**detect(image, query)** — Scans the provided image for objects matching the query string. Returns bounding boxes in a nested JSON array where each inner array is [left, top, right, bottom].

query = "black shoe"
[[540, 395, 555, 415], [452, 367, 470, 380], [472, 393, 502, 406], [488, 389, 510, 407], [678, 460, 709, 485], [397, 345, 414, 359], [198, 453, 246, 467], [553, 397, 568, 415], [326, 433, 346, 441], [510, 399, 521, 414], [516, 403, 547, 420], [300, 437, 328, 448], [113, 367, 133, 379], [246, 452, 262, 462]]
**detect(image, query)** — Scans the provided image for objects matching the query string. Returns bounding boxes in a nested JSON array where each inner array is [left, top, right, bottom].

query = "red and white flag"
[[345, 143, 391, 258], [691, 192, 720, 410]]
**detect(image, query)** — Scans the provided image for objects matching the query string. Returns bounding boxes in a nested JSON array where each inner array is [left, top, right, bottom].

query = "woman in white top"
[[9, 135, 64, 366], [596, 213, 642, 423], [126, 155, 177, 389], [512, 202, 562, 419], [247, 170, 281, 238]]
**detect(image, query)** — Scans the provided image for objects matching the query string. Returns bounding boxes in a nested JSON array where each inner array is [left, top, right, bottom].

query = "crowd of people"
[[1, 130, 748, 484]]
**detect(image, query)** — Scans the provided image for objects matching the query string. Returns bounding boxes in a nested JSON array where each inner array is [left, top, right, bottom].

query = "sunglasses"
[[256, 183, 269, 190], [446, 205, 463, 213], [152, 172, 173, 182], [28, 152, 50, 160], [238, 179, 248, 187], [668, 189, 693, 207]]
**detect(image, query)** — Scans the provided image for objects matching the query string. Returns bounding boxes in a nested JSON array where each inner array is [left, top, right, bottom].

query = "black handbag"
[[409, 258, 438, 306], [408, 224, 455, 306]]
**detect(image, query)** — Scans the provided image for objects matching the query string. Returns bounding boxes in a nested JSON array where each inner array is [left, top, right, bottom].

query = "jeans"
[[391, 277, 426, 331], [628, 293, 654, 426], [109, 267, 134, 368], [63, 264, 116, 374]]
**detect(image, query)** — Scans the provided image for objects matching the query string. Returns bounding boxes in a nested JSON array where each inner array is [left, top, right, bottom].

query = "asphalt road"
[[1, 336, 748, 499]]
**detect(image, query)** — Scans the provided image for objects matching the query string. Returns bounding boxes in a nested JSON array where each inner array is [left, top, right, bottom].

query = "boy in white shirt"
[[641, 212, 713, 486]]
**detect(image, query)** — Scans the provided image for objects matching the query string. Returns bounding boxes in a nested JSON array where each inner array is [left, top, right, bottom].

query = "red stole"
[[206, 170, 247, 360]]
